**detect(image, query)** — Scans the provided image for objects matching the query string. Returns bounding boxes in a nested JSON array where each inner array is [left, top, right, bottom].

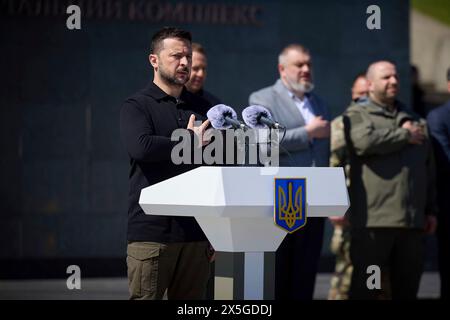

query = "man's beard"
[[286, 77, 315, 94], [159, 64, 189, 86], [370, 88, 397, 107], [379, 85, 398, 101]]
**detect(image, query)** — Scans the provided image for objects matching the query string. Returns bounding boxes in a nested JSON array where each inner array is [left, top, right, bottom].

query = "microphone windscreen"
[[242, 105, 273, 128], [207, 104, 238, 129]]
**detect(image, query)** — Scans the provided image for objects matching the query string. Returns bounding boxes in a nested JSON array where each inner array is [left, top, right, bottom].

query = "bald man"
[[330, 73, 369, 168], [351, 75, 370, 101], [328, 73, 369, 300], [344, 61, 437, 300]]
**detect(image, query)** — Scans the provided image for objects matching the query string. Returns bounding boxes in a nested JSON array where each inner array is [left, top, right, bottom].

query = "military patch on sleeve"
[[349, 112, 364, 126]]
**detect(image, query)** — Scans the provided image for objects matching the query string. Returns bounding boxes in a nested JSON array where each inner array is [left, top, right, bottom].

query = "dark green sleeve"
[[347, 110, 410, 156]]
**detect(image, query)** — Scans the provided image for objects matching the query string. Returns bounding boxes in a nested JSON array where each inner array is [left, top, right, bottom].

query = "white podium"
[[140, 166, 349, 299]]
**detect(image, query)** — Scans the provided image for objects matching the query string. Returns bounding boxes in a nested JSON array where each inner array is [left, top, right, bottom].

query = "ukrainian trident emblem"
[[274, 178, 307, 233]]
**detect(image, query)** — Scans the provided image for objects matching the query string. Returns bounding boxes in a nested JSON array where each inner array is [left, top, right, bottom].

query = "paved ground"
[[0, 272, 440, 300], [313, 272, 440, 300]]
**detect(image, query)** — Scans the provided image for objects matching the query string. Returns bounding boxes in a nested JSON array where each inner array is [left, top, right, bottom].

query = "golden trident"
[[278, 182, 302, 228]]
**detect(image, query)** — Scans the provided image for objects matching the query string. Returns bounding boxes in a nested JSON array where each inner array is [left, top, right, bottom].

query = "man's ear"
[[367, 79, 375, 92], [149, 54, 158, 69], [278, 64, 284, 74], [278, 64, 285, 79]]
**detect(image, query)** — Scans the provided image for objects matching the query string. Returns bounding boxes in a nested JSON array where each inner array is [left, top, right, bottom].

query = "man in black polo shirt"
[[120, 27, 212, 300]]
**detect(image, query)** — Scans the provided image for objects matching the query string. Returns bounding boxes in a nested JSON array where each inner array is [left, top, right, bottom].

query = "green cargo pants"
[[349, 228, 424, 300], [127, 241, 211, 300]]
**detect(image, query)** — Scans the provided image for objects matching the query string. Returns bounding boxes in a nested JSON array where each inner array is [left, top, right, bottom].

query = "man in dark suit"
[[249, 44, 330, 300], [185, 42, 221, 114], [427, 67, 450, 300]]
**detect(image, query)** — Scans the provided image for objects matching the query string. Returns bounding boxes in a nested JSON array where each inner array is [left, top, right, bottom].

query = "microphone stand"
[[229, 121, 250, 167]]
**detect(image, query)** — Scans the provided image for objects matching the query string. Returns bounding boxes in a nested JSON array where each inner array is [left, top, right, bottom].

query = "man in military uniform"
[[345, 61, 437, 300], [328, 74, 369, 300]]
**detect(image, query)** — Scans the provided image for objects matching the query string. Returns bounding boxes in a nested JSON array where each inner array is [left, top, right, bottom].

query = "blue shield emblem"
[[274, 178, 307, 233]]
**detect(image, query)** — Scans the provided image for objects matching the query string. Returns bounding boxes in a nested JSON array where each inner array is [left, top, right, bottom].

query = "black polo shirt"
[[120, 81, 211, 243], [192, 89, 222, 115]]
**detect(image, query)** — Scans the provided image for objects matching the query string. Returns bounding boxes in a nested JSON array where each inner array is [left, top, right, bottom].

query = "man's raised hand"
[[187, 114, 211, 147]]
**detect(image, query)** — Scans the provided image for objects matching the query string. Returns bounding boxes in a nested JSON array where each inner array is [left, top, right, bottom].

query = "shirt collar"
[[368, 98, 400, 116], [281, 82, 310, 103], [370, 97, 397, 108], [143, 81, 189, 104], [288, 90, 310, 104]]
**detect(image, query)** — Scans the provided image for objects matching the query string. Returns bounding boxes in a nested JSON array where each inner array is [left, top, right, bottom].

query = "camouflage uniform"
[[328, 114, 353, 300], [328, 98, 397, 300], [328, 223, 353, 300]]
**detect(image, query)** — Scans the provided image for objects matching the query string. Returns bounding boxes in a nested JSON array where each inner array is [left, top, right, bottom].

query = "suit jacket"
[[249, 79, 330, 167], [427, 101, 450, 220], [427, 101, 450, 177]]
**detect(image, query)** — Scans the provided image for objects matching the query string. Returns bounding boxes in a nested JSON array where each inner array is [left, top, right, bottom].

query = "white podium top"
[[139, 167, 349, 252], [140, 166, 348, 218]]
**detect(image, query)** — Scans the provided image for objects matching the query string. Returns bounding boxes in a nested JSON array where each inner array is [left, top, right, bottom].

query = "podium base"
[[214, 252, 275, 300]]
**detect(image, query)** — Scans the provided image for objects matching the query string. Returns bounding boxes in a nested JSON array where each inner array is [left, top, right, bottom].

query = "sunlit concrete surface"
[[0, 273, 440, 300], [313, 272, 440, 300]]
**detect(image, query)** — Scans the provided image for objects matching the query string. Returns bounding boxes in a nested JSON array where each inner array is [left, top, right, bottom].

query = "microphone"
[[207, 104, 248, 130], [242, 105, 286, 129]]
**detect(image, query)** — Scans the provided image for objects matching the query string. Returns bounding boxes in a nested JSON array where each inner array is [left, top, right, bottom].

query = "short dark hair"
[[447, 67, 450, 81], [150, 27, 192, 55], [192, 42, 206, 56]]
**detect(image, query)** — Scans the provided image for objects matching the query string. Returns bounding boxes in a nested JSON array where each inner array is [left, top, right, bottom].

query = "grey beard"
[[287, 79, 315, 94]]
